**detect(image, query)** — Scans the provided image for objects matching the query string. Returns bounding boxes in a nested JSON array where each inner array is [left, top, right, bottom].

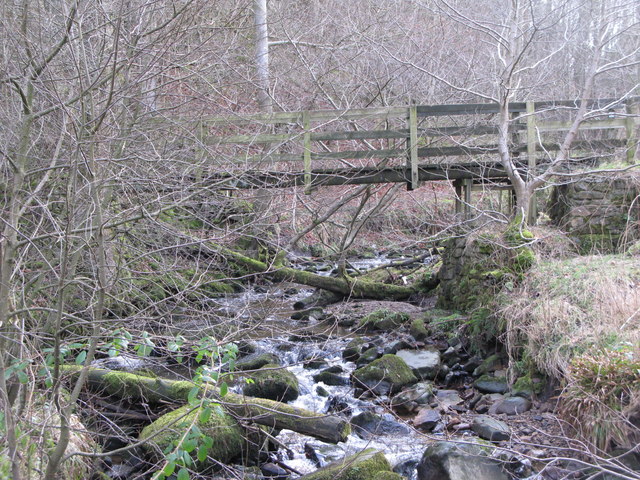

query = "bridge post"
[[454, 179, 472, 218], [303, 111, 312, 194], [455, 180, 463, 215], [526, 101, 537, 224], [464, 179, 472, 217], [407, 105, 419, 191]]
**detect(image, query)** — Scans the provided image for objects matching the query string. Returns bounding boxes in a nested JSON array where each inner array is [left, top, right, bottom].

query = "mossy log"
[[61, 365, 350, 444], [219, 246, 416, 300], [139, 404, 248, 468]]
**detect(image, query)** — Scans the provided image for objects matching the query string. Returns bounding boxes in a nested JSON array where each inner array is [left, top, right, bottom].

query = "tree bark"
[[61, 366, 350, 444]]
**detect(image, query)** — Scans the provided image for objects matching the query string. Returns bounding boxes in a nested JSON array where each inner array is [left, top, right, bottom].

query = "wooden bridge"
[[191, 97, 638, 215]]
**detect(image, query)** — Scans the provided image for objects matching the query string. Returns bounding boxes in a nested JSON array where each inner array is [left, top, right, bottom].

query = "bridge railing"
[[192, 97, 638, 193]]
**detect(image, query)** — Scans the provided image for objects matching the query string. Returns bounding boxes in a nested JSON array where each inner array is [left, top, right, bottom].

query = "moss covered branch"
[[218, 245, 417, 300], [61, 365, 350, 444]]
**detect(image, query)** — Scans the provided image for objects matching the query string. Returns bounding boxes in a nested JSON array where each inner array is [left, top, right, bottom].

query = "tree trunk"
[[254, 0, 271, 113], [219, 245, 417, 300], [61, 366, 351, 444]]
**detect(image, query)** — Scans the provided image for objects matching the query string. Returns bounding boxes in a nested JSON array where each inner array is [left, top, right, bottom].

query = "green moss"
[[466, 308, 503, 351], [139, 404, 246, 468], [352, 355, 417, 393], [473, 353, 503, 376], [99, 369, 194, 404], [505, 227, 534, 246], [426, 311, 466, 339], [512, 247, 536, 273], [373, 472, 404, 480], [512, 375, 544, 396], [299, 449, 391, 480], [236, 353, 280, 371], [242, 364, 300, 402], [410, 318, 429, 340], [358, 309, 411, 331]]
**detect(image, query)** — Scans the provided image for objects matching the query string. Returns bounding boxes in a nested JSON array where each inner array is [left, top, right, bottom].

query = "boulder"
[[474, 375, 508, 394], [236, 352, 281, 371], [324, 396, 352, 417], [410, 318, 429, 341], [471, 415, 511, 442], [383, 339, 411, 355], [417, 441, 509, 480], [313, 366, 350, 386], [393, 458, 420, 478], [351, 411, 410, 439], [352, 355, 417, 395], [435, 390, 463, 409], [261, 462, 289, 479], [299, 449, 392, 480], [243, 364, 299, 402], [494, 396, 532, 415], [390, 381, 434, 413], [395, 348, 442, 380]]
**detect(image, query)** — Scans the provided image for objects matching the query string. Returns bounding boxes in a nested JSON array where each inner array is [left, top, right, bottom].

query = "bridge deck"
[[191, 97, 637, 194]]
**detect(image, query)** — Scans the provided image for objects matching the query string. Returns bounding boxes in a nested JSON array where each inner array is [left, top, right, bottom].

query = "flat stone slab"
[[435, 390, 463, 409], [471, 415, 511, 442], [396, 348, 442, 380], [494, 396, 532, 415], [474, 375, 508, 394]]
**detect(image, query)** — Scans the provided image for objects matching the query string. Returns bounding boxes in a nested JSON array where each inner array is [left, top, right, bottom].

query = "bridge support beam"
[[454, 179, 473, 218]]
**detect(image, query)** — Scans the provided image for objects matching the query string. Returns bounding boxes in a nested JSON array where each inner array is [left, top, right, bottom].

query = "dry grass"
[[501, 255, 640, 379], [558, 347, 640, 451], [500, 254, 640, 451]]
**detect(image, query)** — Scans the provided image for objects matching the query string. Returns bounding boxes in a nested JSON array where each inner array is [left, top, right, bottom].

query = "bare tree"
[[373, 0, 639, 222]]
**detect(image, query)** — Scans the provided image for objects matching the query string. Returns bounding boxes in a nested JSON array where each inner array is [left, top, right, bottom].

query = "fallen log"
[[62, 365, 350, 444], [219, 246, 417, 300], [293, 289, 345, 310]]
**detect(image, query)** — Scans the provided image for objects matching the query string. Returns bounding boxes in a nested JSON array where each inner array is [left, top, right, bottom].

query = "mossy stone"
[[343, 338, 366, 362], [512, 375, 544, 397], [472, 354, 503, 377], [352, 354, 417, 393], [373, 472, 404, 480], [298, 449, 392, 480], [236, 352, 281, 371], [139, 404, 246, 469], [358, 309, 411, 332], [410, 318, 429, 341], [512, 247, 535, 273], [243, 364, 299, 402]]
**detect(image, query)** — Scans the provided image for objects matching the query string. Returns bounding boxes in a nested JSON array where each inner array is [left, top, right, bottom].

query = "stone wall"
[[547, 177, 639, 253], [437, 226, 534, 312]]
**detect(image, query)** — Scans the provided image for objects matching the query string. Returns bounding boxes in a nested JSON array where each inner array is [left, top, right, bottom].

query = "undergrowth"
[[500, 254, 640, 451]]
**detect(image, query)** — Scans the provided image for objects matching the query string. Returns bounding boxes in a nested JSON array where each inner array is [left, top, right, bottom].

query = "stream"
[[94, 253, 575, 480]]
